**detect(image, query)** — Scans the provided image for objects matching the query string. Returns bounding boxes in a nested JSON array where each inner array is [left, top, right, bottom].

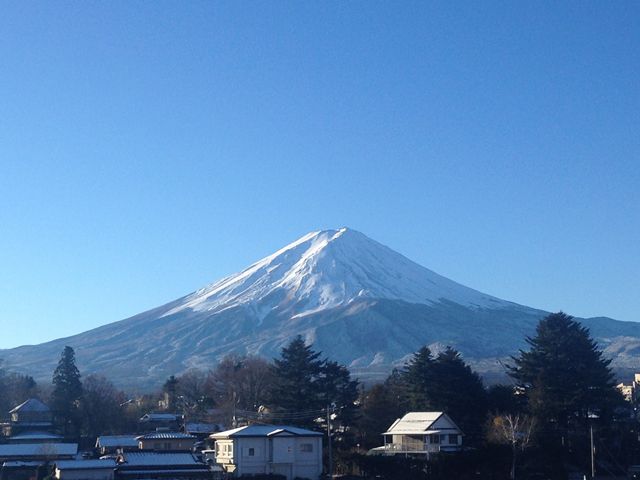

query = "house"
[[210, 425, 323, 480], [0, 443, 78, 463], [113, 451, 211, 480], [0, 460, 43, 480], [0, 443, 77, 480], [54, 459, 117, 480], [378, 412, 463, 456], [183, 423, 221, 440], [2, 399, 56, 439], [136, 432, 196, 452], [95, 436, 140, 456], [618, 382, 634, 403], [138, 414, 182, 433]]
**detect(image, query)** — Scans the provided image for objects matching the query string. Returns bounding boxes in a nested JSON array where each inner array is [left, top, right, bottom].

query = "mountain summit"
[[2, 228, 639, 388], [163, 227, 511, 321]]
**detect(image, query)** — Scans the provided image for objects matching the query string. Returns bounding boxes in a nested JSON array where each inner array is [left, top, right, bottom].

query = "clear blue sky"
[[1, 1, 638, 349]]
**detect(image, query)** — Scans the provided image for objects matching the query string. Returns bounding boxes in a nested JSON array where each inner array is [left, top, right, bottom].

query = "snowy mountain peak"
[[162, 228, 512, 319]]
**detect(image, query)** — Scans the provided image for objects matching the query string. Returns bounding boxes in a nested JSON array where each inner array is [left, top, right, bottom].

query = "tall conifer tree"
[[269, 336, 324, 425], [508, 312, 620, 437], [51, 346, 83, 436]]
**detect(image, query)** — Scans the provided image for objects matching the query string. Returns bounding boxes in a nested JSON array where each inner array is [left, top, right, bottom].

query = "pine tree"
[[400, 346, 487, 442], [401, 346, 434, 410], [508, 312, 620, 437], [51, 346, 83, 436], [269, 336, 324, 425], [427, 347, 487, 441]]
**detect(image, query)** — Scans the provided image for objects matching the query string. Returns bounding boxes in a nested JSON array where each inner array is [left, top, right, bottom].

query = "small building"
[[0, 443, 78, 463], [0, 443, 77, 480], [54, 459, 117, 480], [378, 412, 463, 456], [95, 436, 140, 456], [138, 414, 182, 433], [136, 432, 196, 452], [183, 423, 221, 439], [2, 399, 55, 439], [210, 425, 323, 480], [618, 382, 634, 403], [114, 452, 210, 480]]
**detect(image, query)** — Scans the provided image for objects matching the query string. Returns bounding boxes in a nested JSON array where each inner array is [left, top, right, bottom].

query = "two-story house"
[[210, 425, 323, 480], [380, 412, 463, 456]]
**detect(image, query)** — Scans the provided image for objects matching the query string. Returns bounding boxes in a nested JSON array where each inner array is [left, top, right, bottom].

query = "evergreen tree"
[[401, 346, 434, 410], [400, 346, 487, 442], [51, 346, 83, 436], [427, 347, 488, 442], [508, 312, 620, 438], [269, 336, 324, 425]]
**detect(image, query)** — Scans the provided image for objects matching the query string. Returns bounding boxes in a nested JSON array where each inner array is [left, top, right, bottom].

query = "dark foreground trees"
[[507, 312, 624, 478], [509, 312, 620, 437]]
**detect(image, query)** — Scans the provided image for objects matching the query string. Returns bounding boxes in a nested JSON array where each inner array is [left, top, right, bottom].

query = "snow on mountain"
[[162, 227, 513, 320], [1, 227, 638, 389]]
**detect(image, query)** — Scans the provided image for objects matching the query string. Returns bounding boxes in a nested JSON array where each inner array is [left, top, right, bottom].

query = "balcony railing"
[[383, 443, 441, 454]]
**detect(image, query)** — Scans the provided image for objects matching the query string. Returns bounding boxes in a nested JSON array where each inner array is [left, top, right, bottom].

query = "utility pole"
[[590, 423, 595, 479], [327, 405, 333, 479]]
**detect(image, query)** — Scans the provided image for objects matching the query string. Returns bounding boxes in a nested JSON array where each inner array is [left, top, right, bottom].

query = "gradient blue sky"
[[1, 1, 638, 349]]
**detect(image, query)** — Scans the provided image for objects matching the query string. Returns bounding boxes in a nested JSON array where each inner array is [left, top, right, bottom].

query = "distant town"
[[1, 312, 639, 480]]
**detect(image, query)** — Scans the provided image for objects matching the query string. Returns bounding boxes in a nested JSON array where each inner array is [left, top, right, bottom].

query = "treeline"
[[0, 312, 633, 479]]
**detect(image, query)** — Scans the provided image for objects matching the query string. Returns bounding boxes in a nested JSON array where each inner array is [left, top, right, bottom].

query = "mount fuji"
[[3, 228, 640, 388]]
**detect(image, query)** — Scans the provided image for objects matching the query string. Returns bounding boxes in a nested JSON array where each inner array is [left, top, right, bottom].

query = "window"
[[248, 447, 255, 456], [448, 434, 458, 445], [429, 435, 439, 444], [300, 443, 313, 453]]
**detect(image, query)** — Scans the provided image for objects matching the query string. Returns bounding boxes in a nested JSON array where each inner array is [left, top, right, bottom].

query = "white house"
[[380, 412, 463, 456], [209, 425, 323, 480]]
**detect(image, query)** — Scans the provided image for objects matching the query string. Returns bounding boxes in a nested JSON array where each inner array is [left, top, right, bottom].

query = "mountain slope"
[[2, 228, 639, 388]]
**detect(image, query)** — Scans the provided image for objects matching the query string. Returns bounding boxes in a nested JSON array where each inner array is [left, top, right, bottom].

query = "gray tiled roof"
[[136, 432, 195, 440], [211, 424, 323, 438], [95, 436, 139, 448]]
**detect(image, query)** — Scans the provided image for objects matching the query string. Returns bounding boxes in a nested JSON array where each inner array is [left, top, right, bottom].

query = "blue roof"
[[96, 436, 139, 448], [56, 459, 117, 470], [119, 452, 201, 467], [0, 443, 78, 458]]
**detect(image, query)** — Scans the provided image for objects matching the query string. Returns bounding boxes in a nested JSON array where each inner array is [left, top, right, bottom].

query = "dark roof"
[[137, 432, 195, 440], [118, 452, 202, 467], [184, 423, 220, 434], [9, 399, 50, 414], [95, 435, 139, 449], [9, 432, 62, 441], [139, 413, 180, 422], [0, 443, 78, 458], [55, 459, 117, 470]]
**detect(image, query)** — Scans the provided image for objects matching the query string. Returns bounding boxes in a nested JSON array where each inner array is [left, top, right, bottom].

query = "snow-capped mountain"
[[163, 228, 512, 320], [2, 228, 639, 388]]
